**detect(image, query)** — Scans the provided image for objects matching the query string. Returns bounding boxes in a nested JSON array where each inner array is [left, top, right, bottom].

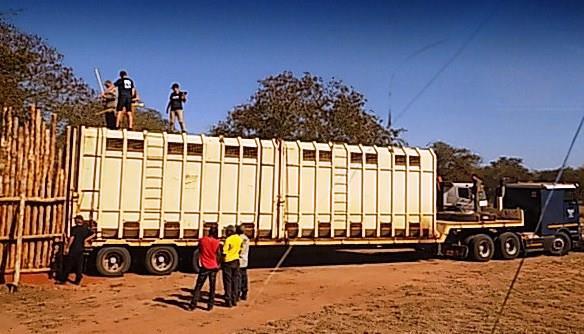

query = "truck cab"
[[503, 183, 581, 253], [440, 182, 488, 212]]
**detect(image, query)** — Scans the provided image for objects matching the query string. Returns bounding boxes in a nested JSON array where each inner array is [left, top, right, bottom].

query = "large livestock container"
[[67, 127, 437, 246], [63, 127, 581, 276]]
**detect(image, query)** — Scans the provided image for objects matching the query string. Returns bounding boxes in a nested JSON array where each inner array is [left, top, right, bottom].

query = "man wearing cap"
[[57, 215, 95, 285], [222, 225, 242, 307]]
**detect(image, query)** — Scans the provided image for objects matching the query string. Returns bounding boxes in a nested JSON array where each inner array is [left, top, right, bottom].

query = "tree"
[[211, 71, 404, 146], [481, 157, 532, 199], [0, 17, 166, 132], [428, 141, 481, 182], [535, 166, 584, 201]]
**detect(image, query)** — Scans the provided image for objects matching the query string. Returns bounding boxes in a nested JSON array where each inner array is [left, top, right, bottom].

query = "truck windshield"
[[458, 188, 470, 199]]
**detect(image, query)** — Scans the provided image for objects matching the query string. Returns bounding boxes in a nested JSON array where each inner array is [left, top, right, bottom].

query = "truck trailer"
[[63, 127, 582, 276]]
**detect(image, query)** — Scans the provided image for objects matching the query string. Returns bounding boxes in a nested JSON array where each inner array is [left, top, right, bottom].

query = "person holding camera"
[[166, 83, 187, 133]]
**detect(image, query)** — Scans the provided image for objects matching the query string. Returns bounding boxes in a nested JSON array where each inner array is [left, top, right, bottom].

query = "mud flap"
[[443, 244, 469, 259]]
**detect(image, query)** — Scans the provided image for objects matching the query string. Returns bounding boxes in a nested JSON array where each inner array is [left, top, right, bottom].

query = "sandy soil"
[[1, 249, 583, 334]]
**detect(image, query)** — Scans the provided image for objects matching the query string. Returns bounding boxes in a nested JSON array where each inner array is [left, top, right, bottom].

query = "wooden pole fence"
[[1, 106, 67, 291], [0, 197, 66, 203]]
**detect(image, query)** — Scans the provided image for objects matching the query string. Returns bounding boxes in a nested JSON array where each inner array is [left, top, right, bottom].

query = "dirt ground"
[[1, 249, 583, 334]]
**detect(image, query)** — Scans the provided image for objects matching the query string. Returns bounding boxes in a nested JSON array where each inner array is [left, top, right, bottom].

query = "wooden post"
[[8, 193, 25, 293]]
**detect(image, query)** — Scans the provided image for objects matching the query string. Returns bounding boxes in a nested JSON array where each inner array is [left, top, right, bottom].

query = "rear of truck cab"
[[503, 183, 581, 253]]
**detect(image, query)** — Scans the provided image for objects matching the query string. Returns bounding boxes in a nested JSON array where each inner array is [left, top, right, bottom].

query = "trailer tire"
[[145, 246, 179, 275], [497, 232, 521, 260], [468, 234, 495, 262], [548, 232, 572, 256], [96, 247, 131, 276], [192, 249, 200, 274]]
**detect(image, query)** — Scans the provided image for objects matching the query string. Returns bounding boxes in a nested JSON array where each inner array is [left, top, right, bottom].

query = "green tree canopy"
[[429, 141, 482, 182], [211, 71, 404, 146], [0, 17, 166, 132], [480, 157, 532, 198]]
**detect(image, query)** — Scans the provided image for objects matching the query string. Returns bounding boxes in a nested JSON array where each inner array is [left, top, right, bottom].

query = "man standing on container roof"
[[236, 224, 250, 301], [222, 225, 242, 307], [114, 70, 137, 130], [189, 226, 221, 311], [166, 83, 187, 133], [100, 80, 117, 130]]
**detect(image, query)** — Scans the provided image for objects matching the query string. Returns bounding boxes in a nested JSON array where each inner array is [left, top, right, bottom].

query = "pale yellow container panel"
[[72, 126, 436, 243]]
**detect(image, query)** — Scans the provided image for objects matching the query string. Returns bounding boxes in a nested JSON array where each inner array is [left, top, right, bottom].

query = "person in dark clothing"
[[166, 83, 187, 133], [57, 215, 95, 285], [471, 174, 484, 213], [114, 70, 137, 130], [222, 225, 242, 307], [189, 226, 221, 311]]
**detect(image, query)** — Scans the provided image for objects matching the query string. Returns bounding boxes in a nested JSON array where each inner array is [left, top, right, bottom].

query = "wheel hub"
[[505, 240, 517, 255], [152, 251, 171, 270], [105, 254, 121, 271], [478, 241, 491, 257], [553, 238, 565, 251]]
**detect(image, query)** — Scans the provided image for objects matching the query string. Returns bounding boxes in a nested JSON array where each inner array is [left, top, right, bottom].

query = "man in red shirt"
[[190, 226, 221, 311]]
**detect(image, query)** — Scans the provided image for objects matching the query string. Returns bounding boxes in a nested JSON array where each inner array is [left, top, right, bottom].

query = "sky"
[[2, 0, 583, 170]]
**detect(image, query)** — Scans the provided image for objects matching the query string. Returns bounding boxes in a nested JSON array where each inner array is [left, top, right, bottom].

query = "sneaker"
[[241, 294, 248, 301], [207, 304, 213, 311], [189, 301, 197, 311]]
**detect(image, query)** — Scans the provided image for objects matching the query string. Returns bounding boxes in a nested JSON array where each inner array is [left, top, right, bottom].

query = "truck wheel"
[[145, 246, 179, 275], [548, 232, 572, 256], [468, 234, 494, 262], [192, 249, 200, 274], [96, 247, 131, 276], [497, 232, 521, 260]]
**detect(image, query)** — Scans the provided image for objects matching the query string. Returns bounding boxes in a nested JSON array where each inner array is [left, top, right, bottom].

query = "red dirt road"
[[1, 252, 584, 334]]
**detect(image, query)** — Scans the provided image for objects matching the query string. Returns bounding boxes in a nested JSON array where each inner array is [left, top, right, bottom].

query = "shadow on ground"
[[153, 289, 227, 310]]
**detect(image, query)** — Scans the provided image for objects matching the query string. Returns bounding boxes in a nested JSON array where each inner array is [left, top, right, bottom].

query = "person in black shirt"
[[57, 215, 95, 285], [166, 83, 187, 133], [114, 70, 138, 130]]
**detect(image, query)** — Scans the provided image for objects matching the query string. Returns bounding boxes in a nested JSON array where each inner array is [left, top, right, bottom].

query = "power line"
[[393, 3, 500, 124], [489, 110, 584, 334], [387, 38, 449, 128]]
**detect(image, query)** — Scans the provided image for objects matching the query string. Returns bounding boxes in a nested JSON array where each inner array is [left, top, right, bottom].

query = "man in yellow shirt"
[[222, 225, 242, 307]]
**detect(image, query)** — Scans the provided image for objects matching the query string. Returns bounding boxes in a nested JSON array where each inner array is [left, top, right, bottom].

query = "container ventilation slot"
[[350, 152, 362, 164], [409, 156, 421, 167], [319, 151, 332, 162], [127, 139, 144, 152], [243, 147, 258, 159], [395, 155, 406, 166], [303, 150, 316, 161], [187, 143, 203, 156], [167, 142, 184, 155], [225, 146, 240, 158], [365, 153, 377, 165], [106, 138, 123, 151]]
